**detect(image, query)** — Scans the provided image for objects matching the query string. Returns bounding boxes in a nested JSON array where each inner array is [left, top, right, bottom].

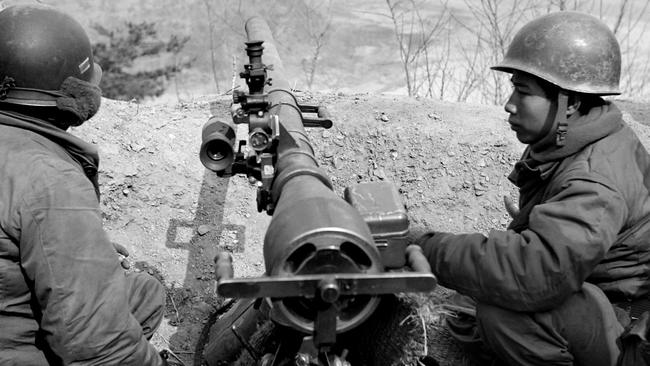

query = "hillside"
[[11, 0, 649, 103], [70, 93, 650, 365]]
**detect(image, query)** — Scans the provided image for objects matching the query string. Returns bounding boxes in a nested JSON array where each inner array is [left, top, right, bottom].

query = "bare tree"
[[411, 1, 452, 99], [385, 0, 450, 97], [386, 0, 419, 96], [448, 0, 538, 104], [298, 0, 333, 90], [608, 0, 650, 96], [202, 0, 222, 93], [611, 0, 630, 34], [454, 33, 483, 102]]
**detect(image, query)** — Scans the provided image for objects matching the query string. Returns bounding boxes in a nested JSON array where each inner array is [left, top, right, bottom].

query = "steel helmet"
[[492, 11, 621, 95], [0, 5, 102, 107]]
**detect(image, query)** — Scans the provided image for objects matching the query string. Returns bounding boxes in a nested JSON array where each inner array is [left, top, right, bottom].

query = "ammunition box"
[[344, 181, 409, 268]]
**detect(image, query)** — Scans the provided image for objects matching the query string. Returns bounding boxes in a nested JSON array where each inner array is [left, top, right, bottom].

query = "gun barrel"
[[243, 16, 383, 334], [245, 16, 289, 88]]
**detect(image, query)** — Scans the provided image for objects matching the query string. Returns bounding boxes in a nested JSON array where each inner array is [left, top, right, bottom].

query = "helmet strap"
[[555, 91, 569, 147]]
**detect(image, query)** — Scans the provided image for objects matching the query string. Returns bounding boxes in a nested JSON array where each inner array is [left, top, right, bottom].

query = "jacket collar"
[[509, 102, 623, 187], [530, 101, 623, 163], [0, 110, 100, 197]]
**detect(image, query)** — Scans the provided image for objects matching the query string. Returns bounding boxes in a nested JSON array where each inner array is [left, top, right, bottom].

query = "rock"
[[197, 224, 213, 236], [428, 113, 441, 121], [333, 157, 343, 169], [124, 167, 139, 177], [130, 143, 145, 152]]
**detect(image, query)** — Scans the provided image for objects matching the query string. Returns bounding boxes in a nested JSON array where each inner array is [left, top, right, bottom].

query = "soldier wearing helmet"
[[410, 11, 650, 365], [0, 5, 169, 365]]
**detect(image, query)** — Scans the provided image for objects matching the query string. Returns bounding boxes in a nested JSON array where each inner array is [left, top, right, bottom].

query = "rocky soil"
[[71, 93, 650, 365]]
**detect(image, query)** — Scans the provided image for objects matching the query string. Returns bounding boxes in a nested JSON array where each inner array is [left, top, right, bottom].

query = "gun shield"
[[200, 117, 237, 173]]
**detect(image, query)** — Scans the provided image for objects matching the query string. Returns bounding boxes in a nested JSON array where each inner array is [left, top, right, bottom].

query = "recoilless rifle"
[[199, 16, 437, 366]]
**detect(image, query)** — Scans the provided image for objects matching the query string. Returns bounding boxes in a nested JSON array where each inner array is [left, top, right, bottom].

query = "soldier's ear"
[[566, 94, 581, 117]]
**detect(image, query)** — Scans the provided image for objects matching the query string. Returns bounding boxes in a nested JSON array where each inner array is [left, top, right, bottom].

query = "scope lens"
[[206, 141, 231, 161], [250, 130, 270, 150], [208, 151, 225, 161]]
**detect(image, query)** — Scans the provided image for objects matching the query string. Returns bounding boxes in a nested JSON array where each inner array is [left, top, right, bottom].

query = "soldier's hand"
[[112, 242, 131, 270], [407, 225, 434, 247], [406, 244, 432, 273], [503, 195, 520, 219]]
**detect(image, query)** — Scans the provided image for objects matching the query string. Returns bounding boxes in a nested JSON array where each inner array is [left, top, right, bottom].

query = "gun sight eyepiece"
[[245, 40, 264, 60], [200, 117, 237, 174]]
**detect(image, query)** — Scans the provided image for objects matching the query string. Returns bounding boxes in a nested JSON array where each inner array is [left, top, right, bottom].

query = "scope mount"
[[229, 40, 334, 214]]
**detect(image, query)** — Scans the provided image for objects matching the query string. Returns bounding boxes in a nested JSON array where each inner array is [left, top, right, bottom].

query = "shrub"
[[92, 22, 192, 101]]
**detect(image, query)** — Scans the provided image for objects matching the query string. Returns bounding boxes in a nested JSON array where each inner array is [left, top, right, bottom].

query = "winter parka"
[[0, 111, 164, 365], [420, 102, 650, 312]]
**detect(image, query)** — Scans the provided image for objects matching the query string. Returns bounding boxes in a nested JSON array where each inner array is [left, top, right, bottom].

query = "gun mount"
[[200, 37, 332, 214], [200, 16, 437, 366]]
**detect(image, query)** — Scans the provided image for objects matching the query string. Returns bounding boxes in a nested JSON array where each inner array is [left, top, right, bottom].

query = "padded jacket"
[[0, 111, 163, 365], [421, 102, 650, 312]]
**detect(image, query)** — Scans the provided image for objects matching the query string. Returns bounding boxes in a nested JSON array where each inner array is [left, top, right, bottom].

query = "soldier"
[[410, 11, 650, 366], [0, 5, 170, 365]]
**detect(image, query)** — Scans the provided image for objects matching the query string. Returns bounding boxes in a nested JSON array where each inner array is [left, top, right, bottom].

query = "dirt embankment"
[[72, 94, 650, 365]]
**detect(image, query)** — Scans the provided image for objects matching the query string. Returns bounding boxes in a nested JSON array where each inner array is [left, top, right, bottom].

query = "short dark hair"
[[534, 76, 605, 115], [574, 93, 606, 114]]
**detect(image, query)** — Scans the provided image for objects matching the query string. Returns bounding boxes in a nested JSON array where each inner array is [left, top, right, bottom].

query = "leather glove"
[[112, 242, 131, 270]]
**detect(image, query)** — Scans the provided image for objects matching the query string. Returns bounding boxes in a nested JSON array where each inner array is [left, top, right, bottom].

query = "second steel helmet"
[[0, 5, 102, 107], [492, 11, 621, 95]]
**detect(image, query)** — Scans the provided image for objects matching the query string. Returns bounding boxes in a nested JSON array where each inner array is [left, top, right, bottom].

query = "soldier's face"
[[504, 71, 556, 144]]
